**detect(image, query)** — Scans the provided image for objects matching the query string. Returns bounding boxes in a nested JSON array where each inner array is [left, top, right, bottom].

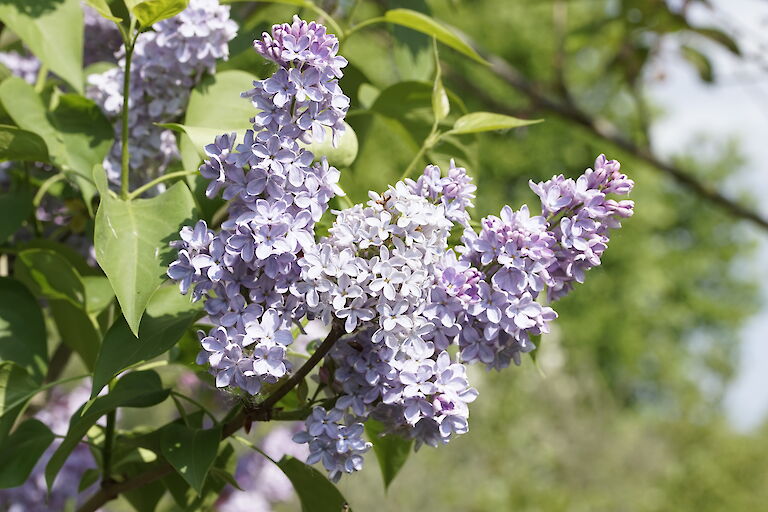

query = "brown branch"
[[454, 54, 768, 232], [76, 323, 345, 512]]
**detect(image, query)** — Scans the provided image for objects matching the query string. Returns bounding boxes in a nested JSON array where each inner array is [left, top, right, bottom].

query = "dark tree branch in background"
[[452, 54, 768, 232], [76, 323, 345, 512]]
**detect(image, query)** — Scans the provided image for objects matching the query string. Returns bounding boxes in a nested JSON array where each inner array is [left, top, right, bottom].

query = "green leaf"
[[0, 78, 110, 208], [14, 249, 102, 369], [370, 81, 466, 124], [0, 183, 34, 242], [175, 69, 258, 170], [300, 122, 359, 168], [690, 27, 740, 55], [681, 45, 714, 83], [15, 249, 86, 307], [49, 300, 102, 370], [161, 424, 221, 493], [163, 440, 236, 509], [124, 479, 167, 512], [0, 277, 48, 383], [0, 125, 50, 162], [276, 456, 350, 512], [48, 92, 114, 207], [0, 418, 54, 488], [83, 0, 123, 22], [0, 362, 38, 444], [126, 0, 189, 28], [93, 167, 196, 336], [365, 419, 412, 489], [431, 39, 449, 122], [91, 285, 202, 396], [83, 276, 116, 314], [384, 9, 488, 65], [45, 370, 169, 488], [446, 112, 542, 135], [0, 0, 84, 92], [78, 468, 100, 492]]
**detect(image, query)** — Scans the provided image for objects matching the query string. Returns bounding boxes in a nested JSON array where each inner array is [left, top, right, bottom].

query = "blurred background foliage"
[[231, 0, 768, 509], [3, 0, 766, 509]]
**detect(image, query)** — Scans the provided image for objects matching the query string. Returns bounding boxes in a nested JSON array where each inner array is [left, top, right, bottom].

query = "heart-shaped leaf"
[[93, 167, 196, 336]]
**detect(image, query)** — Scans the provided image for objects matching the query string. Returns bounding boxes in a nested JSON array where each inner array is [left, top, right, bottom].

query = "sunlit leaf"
[[0, 0, 84, 91], [384, 9, 488, 65], [93, 166, 196, 336], [446, 112, 542, 135], [126, 0, 189, 27]]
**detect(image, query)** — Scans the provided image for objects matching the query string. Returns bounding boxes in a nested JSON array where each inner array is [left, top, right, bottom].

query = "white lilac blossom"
[[87, 0, 237, 184], [167, 16, 349, 398], [293, 176, 479, 450], [168, 14, 634, 482], [0, 386, 98, 511]]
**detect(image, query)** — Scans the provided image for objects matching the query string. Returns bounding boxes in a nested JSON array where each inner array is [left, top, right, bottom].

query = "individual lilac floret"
[[292, 407, 371, 482], [167, 16, 349, 399], [87, 0, 237, 185]]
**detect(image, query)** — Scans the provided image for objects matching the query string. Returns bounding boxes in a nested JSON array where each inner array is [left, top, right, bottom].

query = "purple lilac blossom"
[[167, 16, 348, 399], [87, 0, 237, 185], [0, 385, 98, 511], [167, 14, 633, 481]]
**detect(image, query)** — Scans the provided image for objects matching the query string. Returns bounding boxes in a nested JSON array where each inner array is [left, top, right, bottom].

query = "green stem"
[[127, 170, 197, 199], [341, 16, 385, 42], [34, 64, 48, 93], [399, 123, 441, 181], [120, 36, 137, 200], [308, 4, 344, 38], [32, 173, 66, 208], [102, 410, 116, 483]]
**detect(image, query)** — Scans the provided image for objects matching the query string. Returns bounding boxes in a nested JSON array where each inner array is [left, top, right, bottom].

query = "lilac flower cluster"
[[87, 0, 237, 184], [168, 16, 349, 396], [529, 154, 635, 300], [453, 155, 634, 369], [167, 15, 634, 483], [0, 386, 97, 511], [293, 403, 372, 482]]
